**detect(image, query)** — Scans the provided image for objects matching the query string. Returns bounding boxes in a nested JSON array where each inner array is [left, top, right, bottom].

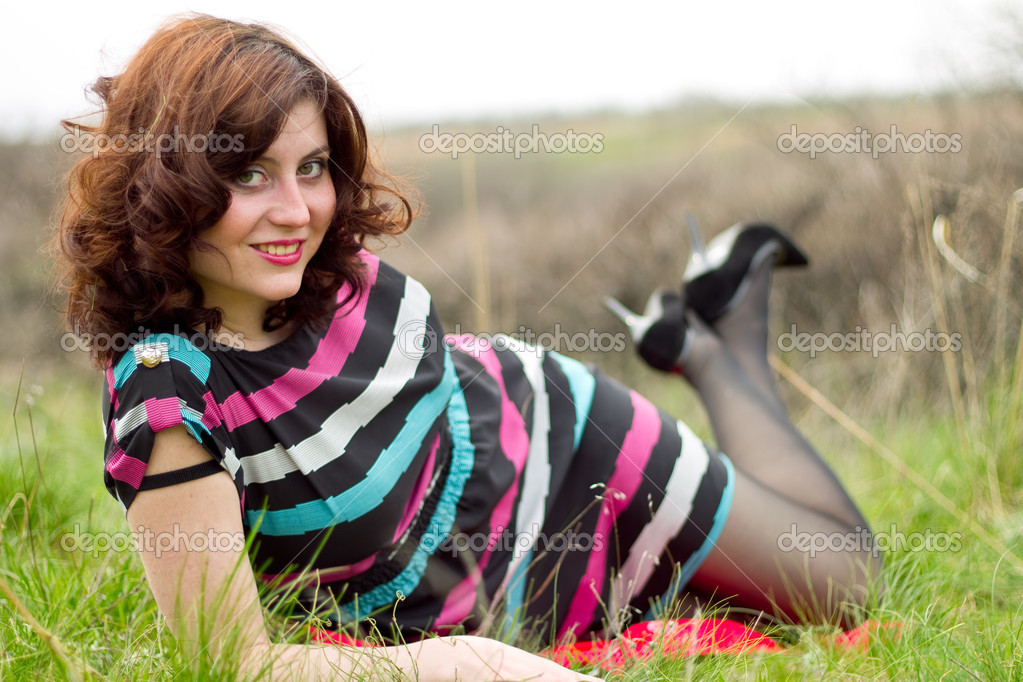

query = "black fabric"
[[138, 460, 226, 490]]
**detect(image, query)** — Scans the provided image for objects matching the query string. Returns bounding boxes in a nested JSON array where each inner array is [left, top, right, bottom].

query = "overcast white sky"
[[2, 0, 1017, 139]]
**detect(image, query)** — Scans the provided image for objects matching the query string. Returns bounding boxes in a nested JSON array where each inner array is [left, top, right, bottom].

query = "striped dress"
[[102, 251, 733, 643]]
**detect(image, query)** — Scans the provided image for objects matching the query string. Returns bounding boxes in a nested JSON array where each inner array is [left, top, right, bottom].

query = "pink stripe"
[[144, 396, 184, 432], [105, 365, 116, 401], [436, 336, 531, 627], [434, 565, 484, 634], [217, 252, 380, 431], [261, 552, 379, 585], [558, 390, 660, 639], [392, 433, 441, 544], [201, 391, 225, 430], [105, 448, 148, 489], [105, 365, 122, 412]]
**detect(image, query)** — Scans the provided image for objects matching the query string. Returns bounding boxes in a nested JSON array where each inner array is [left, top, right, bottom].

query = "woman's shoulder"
[[102, 331, 241, 511], [109, 331, 220, 393], [103, 333, 227, 444]]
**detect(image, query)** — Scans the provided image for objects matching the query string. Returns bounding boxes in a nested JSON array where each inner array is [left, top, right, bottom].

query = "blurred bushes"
[[377, 92, 1023, 419], [5, 92, 1021, 418]]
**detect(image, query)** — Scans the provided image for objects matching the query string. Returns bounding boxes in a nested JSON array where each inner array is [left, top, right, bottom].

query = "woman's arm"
[[128, 426, 599, 680]]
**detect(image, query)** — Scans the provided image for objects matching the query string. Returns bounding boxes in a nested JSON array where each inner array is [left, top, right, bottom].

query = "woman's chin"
[[262, 278, 306, 303]]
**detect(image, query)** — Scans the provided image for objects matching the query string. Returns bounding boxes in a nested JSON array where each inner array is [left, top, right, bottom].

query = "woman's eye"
[[298, 159, 326, 177], [235, 169, 265, 187]]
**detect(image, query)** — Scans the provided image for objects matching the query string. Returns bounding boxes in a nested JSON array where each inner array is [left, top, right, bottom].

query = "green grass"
[[1, 346, 1022, 679]]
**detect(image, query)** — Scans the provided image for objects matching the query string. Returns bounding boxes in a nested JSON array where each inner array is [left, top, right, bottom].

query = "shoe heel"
[[683, 221, 808, 324], [605, 291, 689, 373], [604, 296, 641, 328], [687, 212, 707, 265]]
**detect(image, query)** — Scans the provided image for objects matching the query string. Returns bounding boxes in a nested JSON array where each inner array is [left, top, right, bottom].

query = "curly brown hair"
[[52, 14, 415, 367]]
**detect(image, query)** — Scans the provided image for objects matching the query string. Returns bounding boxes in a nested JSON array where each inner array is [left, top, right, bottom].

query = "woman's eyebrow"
[[258, 145, 331, 165]]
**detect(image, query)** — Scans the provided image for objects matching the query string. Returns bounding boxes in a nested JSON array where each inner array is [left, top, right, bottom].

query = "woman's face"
[[189, 99, 336, 323]]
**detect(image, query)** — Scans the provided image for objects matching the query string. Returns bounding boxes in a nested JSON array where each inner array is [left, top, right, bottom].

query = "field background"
[[1, 89, 1022, 678]]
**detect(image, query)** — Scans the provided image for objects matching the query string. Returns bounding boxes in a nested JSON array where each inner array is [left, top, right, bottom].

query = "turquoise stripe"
[[179, 402, 210, 442], [342, 352, 476, 615], [114, 333, 211, 389], [644, 452, 736, 620], [247, 351, 458, 536], [548, 352, 596, 452], [113, 349, 137, 390]]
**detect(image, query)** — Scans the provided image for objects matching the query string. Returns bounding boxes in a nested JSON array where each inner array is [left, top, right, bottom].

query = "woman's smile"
[[252, 240, 304, 264]]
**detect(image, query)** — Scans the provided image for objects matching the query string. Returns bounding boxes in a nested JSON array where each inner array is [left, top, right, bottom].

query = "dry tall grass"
[[373, 92, 1022, 418]]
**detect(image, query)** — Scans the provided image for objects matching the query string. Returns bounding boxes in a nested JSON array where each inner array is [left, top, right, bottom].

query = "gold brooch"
[[139, 347, 162, 368]]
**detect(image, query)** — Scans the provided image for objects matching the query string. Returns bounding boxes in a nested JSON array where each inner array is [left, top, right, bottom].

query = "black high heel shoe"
[[605, 218, 808, 373], [604, 288, 691, 373], [683, 220, 808, 325]]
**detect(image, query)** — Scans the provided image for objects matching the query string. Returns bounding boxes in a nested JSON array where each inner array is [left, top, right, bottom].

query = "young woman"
[[54, 14, 880, 680]]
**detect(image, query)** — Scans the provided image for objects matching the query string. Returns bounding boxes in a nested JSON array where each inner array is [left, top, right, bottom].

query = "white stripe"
[[609, 420, 710, 615], [110, 380, 240, 482], [498, 336, 551, 581], [112, 399, 204, 443], [239, 278, 432, 485], [113, 402, 150, 443], [221, 446, 241, 479]]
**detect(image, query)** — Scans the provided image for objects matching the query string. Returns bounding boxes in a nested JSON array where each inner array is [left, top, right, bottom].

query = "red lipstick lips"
[[252, 240, 303, 266]]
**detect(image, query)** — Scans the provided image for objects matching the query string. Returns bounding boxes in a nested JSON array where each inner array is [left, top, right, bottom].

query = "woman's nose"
[[268, 178, 311, 228]]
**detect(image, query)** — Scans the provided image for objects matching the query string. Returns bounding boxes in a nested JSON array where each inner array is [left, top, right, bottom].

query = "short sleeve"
[[101, 334, 241, 511]]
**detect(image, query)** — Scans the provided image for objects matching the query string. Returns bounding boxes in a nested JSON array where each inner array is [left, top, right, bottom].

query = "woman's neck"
[[212, 303, 296, 352]]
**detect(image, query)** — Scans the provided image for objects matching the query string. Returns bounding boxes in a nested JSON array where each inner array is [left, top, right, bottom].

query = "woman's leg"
[[708, 255, 789, 419], [682, 263, 880, 625]]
